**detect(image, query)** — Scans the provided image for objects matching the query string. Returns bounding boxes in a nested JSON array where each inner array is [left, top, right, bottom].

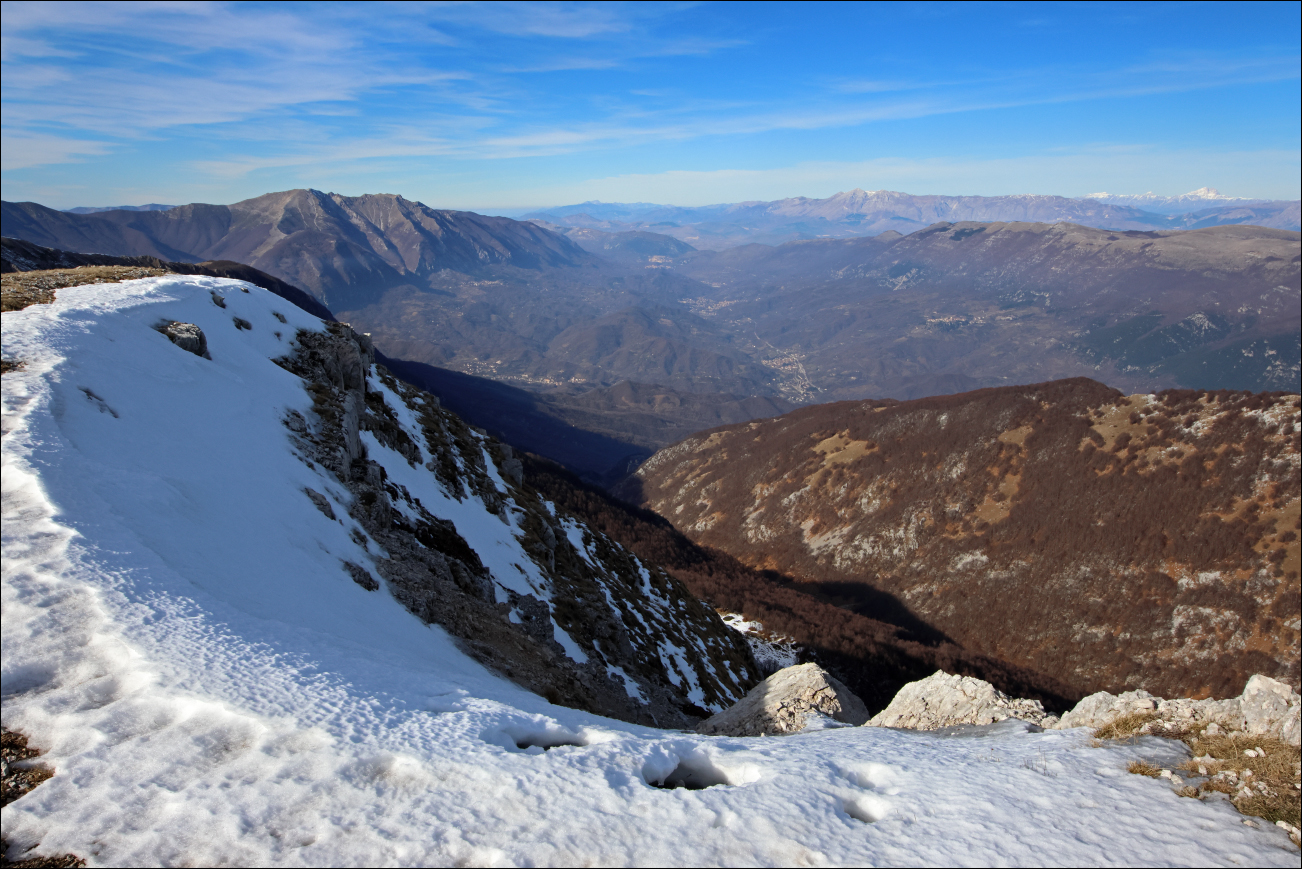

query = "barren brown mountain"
[[629, 378, 1301, 700]]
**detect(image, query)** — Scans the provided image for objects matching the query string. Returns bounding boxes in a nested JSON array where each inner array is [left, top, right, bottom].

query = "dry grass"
[[2, 266, 170, 312], [1095, 712, 1162, 740], [1127, 760, 1162, 777], [1179, 733, 1301, 830], [1105, 720, 1301, 838]]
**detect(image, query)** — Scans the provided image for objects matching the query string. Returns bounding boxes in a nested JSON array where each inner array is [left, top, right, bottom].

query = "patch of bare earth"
[[1, 730, 84, 868], [1101, 718, 1302, 842], [1, 265, 170, 312]]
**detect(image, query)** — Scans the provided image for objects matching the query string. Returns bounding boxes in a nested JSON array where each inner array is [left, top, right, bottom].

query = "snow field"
[[1, 277, 1298, 866]]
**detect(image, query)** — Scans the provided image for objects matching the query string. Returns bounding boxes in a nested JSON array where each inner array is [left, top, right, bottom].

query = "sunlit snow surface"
[[2, 277, 1296, 867]]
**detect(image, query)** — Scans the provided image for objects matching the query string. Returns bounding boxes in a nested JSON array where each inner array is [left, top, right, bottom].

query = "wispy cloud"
[[0, 132, 111, 171], [2, 2, 1297, 207]]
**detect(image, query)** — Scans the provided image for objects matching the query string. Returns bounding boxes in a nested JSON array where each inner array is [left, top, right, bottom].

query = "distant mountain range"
[[1082, 186, 1277, 214], [525, 188, 1300, 249], [5, 190, 1298, 487], [63, 203, 176, 214]]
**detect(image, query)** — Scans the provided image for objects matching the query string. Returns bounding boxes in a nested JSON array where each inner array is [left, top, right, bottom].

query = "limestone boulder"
[[1240, 675, 1301, 745], [865, 670, 1053, 730], [697, 663, 869, 737], [1057, 689, 1162, 730], [1054, 674, 1299, 745]]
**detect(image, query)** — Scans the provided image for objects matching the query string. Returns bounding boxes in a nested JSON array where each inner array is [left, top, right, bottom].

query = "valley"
[[4, 192, 1298, 451]]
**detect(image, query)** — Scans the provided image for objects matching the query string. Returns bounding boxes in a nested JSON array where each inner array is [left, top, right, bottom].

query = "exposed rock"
[[697, 663, 868, 737], [154, 320, 209, 359], [304, 488, 335, 520], [275, 321, 760, 729], [865, 670, 1053, 730], [1058, 689, 1163, 730], [1241, 675, 1301, 745], [341, 560, 379, 592], [1055, 674, 1300, 745]]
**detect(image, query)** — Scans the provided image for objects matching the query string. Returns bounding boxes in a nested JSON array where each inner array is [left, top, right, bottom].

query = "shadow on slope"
[[378, 353, 650, 487], [526, 454, 1079, 715]]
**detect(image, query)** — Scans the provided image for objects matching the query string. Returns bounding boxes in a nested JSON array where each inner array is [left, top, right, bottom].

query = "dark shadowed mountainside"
[[380, 353, 793, 486], [629, 378, 1301, 700], [521, 452, 1080, 714]]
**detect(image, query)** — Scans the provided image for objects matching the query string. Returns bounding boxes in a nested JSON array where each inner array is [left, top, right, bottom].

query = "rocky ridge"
[[857, 668, 1299, 746], [270, 316, 760, 726], [1057, 675, 1301, 744]]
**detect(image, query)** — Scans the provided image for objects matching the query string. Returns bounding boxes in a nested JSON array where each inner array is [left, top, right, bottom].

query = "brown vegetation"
[[1127, 760, 1163, 778], [1, 729, 84, 868], [1097, 713, 1165, 741], [524, 452, 1079, 713], [1109, 723, 1301, 835], [2, 265, 169, 311], [632, 378, 1302, 701]]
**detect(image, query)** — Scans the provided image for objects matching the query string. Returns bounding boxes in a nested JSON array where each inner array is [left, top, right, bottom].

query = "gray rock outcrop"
[[865, 670, 1055, 730], [275, 321, 761, 730], [697, 663, 869, 737], [156, 320, 209, 358], [1240, 675, 1301, 745], [1054, 674, 1300, 745]]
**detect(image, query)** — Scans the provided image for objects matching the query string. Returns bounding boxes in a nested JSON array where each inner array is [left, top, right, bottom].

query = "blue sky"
[[2, 1, 1298, 211]]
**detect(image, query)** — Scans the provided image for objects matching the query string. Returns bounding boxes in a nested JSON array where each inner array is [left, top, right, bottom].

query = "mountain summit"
[[2, 190, 596, 311]]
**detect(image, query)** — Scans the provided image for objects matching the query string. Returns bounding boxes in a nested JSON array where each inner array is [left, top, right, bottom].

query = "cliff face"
[[631, 378, 1301, 699]]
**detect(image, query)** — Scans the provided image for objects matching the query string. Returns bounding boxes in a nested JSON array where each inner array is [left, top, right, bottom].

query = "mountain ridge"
[[2, 190, 599, 312], [526, 188, 1301, 249]]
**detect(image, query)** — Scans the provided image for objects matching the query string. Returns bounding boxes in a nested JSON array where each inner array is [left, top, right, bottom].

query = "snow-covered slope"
[[3, 277, 1298, 866]]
